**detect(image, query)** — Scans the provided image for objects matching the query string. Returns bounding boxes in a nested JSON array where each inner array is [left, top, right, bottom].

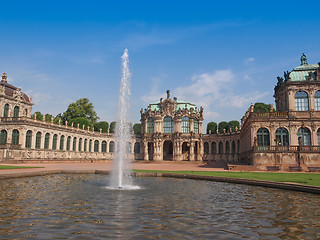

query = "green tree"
[[206, 122, 217, 134], [254, 102, 271, 113], [32, 111, 43, 120], [226, 120, 240, 132], [109, 121, 116, 133], [133, 123, 141, 134], [218, 121, 228, 133], [45, 114, 53, 122], [94, 121, 109, 133], [53, 113, 62, 124], [70, 117, 92, 129], [62, 98, 99, 123]]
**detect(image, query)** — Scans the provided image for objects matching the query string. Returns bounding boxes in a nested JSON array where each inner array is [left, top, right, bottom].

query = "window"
[[182, 117, 190, 133], [44, 133, 50, 149], [60, 135, 65, 151], [89, 139, 92, 152], [73, 137, 76, 151], [232, 141, 236, 154], [257, 128, 270, 146], [297, 127, 311, 146], [163, 116, 173, 133], [318, 129, 320, 146], [25, 130, 32, 148], [295, 91, 309, 111], [276, 128, 289, 146], [35, 132, 41, 149], [102, 141, 107, 152], [52, 134, 57, 150], [78, 138, 82, 152], [204, 142, 209, 154], [315, 91, 320, 111], [94, 140, 99, 152], [225, 141, 230, 154], [0, 130, 7, 145], [13, 106, 19, 118], [66, 136, 71, 151], [84, 139, 87, 152], [211, 142, 216, 154], [194, 119, 199, 134], [147, 117, 154, 133], [12, 129, 19, 145], [109, 141, 115, 153], [3, 104, 9, 117], [134, 142, 140, 154], [218, 142, 223, 154]]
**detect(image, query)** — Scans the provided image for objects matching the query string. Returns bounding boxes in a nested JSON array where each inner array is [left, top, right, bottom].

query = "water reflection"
[[0, 174, 319, 239]]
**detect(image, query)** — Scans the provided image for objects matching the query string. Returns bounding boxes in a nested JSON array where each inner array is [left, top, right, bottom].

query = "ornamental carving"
[[13, 88, 23, 102], [0, 85, 5, 95]]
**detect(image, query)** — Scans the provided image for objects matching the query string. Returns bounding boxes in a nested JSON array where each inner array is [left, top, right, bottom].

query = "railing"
[[253, 145, 320, 153]]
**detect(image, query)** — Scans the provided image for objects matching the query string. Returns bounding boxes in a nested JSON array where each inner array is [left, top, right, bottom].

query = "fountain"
[[109, 49, 138, 190]]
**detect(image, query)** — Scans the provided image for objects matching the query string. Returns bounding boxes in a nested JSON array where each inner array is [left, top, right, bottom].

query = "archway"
[[148, 142, 154, 161], [182, 142, 190, 161], [163, 140, 173, 161]]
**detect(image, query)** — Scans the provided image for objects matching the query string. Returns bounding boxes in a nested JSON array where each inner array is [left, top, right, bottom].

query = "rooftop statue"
[[166, 90, 170, 98], [301, 53, 307, 65]]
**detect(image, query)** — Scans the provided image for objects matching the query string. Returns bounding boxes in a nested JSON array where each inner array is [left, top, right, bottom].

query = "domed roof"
[[1, 73, 31, 102], [289, 54, 319, 82]]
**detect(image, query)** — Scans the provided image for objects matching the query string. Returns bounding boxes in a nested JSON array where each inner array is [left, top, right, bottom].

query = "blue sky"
[[1, 1, 320, 129]]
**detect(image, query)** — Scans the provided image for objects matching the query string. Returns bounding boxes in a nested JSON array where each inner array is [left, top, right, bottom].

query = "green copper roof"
[[289, 64, 318, 82], [147, 100, 197, 111]]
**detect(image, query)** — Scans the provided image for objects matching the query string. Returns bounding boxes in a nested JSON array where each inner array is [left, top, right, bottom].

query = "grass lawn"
[[0, 165, 43, 170], [134, 170, 320, 187]]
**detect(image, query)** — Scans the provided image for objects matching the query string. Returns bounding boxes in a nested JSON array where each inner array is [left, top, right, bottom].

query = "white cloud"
[[244, 57, 255, 66], [25, 90, 52, 106]]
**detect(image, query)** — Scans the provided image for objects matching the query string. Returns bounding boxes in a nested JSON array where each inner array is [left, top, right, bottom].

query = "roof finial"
[[300, 53, 307, 65], [2, 72, 7, 82], [166, 90, 170, 98]]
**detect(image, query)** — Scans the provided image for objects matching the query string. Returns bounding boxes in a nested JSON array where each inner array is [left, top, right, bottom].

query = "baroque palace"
[[0, 54, 320, 171]]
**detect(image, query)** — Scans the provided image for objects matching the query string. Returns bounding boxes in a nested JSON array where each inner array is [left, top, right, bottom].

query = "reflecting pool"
[[0, 174, 319, 239]]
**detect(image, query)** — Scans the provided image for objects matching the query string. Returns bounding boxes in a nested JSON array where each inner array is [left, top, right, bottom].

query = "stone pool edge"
[[0, 170, 319, 194]]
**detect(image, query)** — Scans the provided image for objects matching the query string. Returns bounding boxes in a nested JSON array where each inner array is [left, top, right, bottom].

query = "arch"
[[78, 138, 82, 152], [73, 137, 77, 151], [194, 119, 199, 134], [147, 117, 154, 133], [257, 128, 270, 146], [109, 141, 115, 153], [12, 129, 19, 145], [317, 129, 320, 146], [297, 127, 311, 146], [134, 142, 140, 154], [35, 132, 41, 149], [3, 104, 9, 117], [13, 106, 19, 118], [218, 142, 223, 154], [225, 141, 230, 154], [163, 140, 173, 160], [315, 91, 320, 111], [94, 140, 99, 152], [44, 133, 50, 149], [25, 130, 32, 148], [232, 141, 236, 155], [60, 135, 65, 151], [211, 142, 216, 154], [0, 130, 7, 145], [276, 128, 289, 146], [84, 139, 87, 152], [101, 141, 107, 152], [295, 91, 309, 111], [52, 134, 57, 150], [66, 136, 71, 151], [182, 116, 190, 133], [204, 142, 209, 154], [89, 139, 92, 152], [163, 116, 173, 133]]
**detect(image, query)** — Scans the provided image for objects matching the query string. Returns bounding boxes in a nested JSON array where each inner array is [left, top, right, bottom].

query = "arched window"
[[25, 130, 32, 148], [3, 104, 9, 117], [219, 142, 223, 154], [163, 116, 173, 133], [44, 133, 50, 149], [182, 116, 190, 133], [225, 141, 230, 154], [13, 106, 19, 118], [317, 129, 320, 146], [94, 140, 99, 152], [211, 142, 216, 154], [73, 137, 76, 151], [257, 128, 270, 146], [194, 119, 199, 134], [295, 91, 309, 111], [89, 139, 92, 152], [237, 140, 240, 153], [78, 138, 82, 152], [52, 134, 57, 150], [276, 128, 289, 146], [66, 136, 71, 151], [60, 135, 64, 151], [101, 141, 107, 152], [315, 91, 320, 111], [126, 142, 131, 153], [297, 127, 311, 146], [35, 132, 41, 149], [232, 141, 236, 155], [109, 141, 115, 153], [12, 129, 19, 145], [147, 117, 154, 134], [84, 139, 87, 152], [0, 130, 7, 145], [204, 142, 209, 154], [134, 142, 140, 154]]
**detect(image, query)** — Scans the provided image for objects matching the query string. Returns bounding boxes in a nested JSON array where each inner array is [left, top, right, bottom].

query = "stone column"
[[269, 126, 276, 146], [288, 89, 295, 111], [309, 91, 315, 111], [190, 118, 194, 132], [143, 141, 149, 161], [189, 140, 194, 161], [311, 127, 317, 145]]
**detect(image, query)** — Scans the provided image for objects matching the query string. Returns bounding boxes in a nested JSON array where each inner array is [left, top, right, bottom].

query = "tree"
[[133, 123, 141, 134], [109, 121, 116, 133], [94, 121, 109, 133], [254, 102, 271, 113], [62, 98, 99, 123], [226, 120, 240, 132], [69, 117, 92, 129], [45, 114, 53, 122], [32, 111, 43, 120], [53, 113, 62, 124], [218, 121, 228, 133], [206, 122, 217, 134]]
